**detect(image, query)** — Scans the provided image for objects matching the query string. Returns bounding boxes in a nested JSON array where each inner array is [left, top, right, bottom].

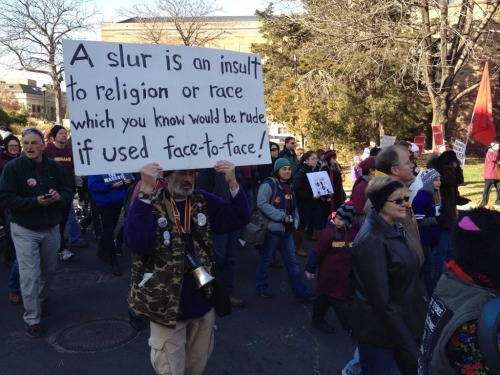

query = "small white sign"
[[453, 139, 466, 168], [306, 171, 334, 197], [379, 135, 397, 149], [62, 40, 270, 175]]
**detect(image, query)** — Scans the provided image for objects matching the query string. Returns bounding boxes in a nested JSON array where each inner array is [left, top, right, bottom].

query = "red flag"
[[470, 62, 496, 146]]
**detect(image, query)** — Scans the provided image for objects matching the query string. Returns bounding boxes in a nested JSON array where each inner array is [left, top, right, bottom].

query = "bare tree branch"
[[118, 0, 227, 46], [0, 0, 97, 123]]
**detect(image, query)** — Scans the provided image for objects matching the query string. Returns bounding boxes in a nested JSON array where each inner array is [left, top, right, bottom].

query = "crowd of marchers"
[[1, 128, 500, 375]]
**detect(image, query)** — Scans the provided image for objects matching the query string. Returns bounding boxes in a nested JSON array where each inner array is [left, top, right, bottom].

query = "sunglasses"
[[386, 196, 410, 205], [270, 148, 279, 151]]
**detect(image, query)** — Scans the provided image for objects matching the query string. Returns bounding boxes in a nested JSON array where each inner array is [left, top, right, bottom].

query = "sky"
[[98, 0, 269, 22], [0, 0, 270, 84]]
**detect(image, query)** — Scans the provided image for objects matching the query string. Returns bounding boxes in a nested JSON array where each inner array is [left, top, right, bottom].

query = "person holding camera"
[[255, 158, 313, 302], [0, 128, 73, 338]]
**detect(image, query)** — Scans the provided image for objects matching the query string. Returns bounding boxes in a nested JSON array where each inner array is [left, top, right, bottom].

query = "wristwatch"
[[138, 191, 153, 200]]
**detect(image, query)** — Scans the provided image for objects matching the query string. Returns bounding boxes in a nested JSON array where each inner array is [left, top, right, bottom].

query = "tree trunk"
[[430, 93, 450, 149], [51, 70, 63, 124]]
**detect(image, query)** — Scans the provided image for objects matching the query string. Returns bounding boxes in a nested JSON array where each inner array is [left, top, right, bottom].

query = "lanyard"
[[170, 196, 191, 234]]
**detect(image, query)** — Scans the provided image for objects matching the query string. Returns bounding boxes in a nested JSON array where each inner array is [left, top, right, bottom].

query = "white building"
[[267, 121, 304, 148]]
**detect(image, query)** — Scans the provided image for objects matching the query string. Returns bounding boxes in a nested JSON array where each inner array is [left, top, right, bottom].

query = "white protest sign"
[[306, 171, 334, 197], [62, 40, 270, 175], [379, 135, 396, 149], [453, 139, 466, 168]]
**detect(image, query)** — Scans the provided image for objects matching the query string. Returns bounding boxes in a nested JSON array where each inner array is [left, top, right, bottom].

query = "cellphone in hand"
[[44, 193, 53, 199]]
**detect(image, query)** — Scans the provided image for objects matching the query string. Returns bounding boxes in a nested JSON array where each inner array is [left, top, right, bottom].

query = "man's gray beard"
[[172, 186, 194, 197]]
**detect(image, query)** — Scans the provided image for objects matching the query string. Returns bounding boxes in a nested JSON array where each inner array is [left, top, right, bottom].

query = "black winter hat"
[[50, 125, 65, 138], [437, 150, 459, 168], [3, 134, 19, 148]]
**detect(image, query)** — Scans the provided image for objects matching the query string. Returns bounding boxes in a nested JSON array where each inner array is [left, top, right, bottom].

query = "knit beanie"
[[3, 134, 19, 148], [50, 125, 65, 138], [421, 168, 440, 192], [359, 156, 375, 172], [274, 158, 291, 172], [335, 204, 355, 227], [323, 150, 336, 163]]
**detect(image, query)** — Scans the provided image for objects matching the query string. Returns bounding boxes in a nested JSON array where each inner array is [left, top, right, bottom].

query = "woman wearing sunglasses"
[[257, 141, 280, 182], [351, 176, 426, 375]]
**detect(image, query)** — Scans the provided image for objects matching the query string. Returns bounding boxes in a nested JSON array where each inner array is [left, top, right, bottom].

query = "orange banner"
[[470, 62, 496, 146]]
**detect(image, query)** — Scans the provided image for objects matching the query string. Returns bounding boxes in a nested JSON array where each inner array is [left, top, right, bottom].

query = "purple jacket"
[[412, 190, 441, 246], [484, 149, 499, 180], [125, 188, 250, 255]]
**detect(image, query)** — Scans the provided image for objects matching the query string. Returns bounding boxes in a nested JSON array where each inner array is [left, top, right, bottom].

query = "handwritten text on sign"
[[62, 40, 270, 175]]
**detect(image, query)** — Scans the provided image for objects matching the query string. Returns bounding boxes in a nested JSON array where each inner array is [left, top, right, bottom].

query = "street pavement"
[[0, 223, 356, 375]]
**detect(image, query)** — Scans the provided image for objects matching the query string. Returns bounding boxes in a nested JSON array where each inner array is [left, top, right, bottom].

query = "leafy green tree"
[[252, 4, 428, 153], [271, 0, 500, 139]]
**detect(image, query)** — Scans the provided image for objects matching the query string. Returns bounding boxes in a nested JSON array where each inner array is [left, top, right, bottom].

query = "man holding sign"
[[124, 160, 250, 375]]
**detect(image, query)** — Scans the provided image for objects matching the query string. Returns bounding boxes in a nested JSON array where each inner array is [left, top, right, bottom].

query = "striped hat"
[[335, 204, 355, 226]]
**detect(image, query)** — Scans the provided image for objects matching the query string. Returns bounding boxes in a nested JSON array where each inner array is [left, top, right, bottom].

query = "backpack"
[[240, 177, 278, 249]]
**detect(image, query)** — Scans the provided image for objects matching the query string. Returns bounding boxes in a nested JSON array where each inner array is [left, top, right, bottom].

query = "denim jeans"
[[66, 202, 82, 244], [344, 347, 362, 375], [212, 230, 240, 293], [255, 230, 311, 300], [421, 245, 436, 296], [358, 341, 413, 375], [8, 258, 20, 292], [481, 179, 500, 204], [438, 228, 451, 264], [58, 200, 71, 252]]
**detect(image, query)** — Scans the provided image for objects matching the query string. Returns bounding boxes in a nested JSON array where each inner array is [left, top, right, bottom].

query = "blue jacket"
[[88, 175, 127, 207]]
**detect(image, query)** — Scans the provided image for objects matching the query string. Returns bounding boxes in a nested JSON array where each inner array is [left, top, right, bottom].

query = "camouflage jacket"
[[128, 189, 213, 327]]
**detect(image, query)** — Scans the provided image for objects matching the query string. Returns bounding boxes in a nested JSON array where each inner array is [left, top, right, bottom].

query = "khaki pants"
[[149, 308, 215, 375], [11, 223, 59, 325]]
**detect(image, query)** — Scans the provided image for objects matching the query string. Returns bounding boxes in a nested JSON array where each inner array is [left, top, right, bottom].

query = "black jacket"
[[352, 208, 427, 367], [0, 154, 72, 230], [294, 163, 320, 206]]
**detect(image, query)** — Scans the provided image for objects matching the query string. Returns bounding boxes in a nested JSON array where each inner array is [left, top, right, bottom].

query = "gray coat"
[[257, 178, 299, 233]]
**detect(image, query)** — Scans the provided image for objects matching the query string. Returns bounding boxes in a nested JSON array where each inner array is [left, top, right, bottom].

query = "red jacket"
[[308, 224, 357, 300]]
